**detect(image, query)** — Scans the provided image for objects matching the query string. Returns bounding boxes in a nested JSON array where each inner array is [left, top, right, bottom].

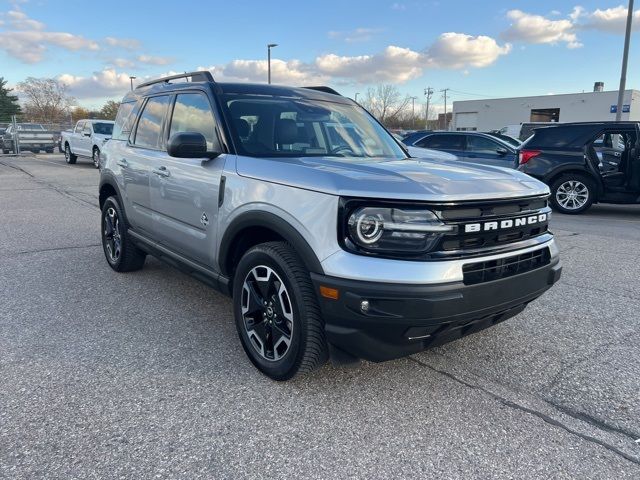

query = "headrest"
[[235, 118, 250, 138], [275, 119, 298, 144]]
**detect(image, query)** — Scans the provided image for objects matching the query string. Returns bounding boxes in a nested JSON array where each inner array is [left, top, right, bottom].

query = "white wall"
[[452, 90, 639, 131]]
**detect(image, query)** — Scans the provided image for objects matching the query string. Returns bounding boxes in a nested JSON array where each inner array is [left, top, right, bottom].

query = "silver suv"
[[99, 72, 562, 380]]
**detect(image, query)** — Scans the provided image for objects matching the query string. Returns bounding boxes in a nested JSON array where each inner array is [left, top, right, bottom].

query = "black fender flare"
[[218, 211, 324, 277]]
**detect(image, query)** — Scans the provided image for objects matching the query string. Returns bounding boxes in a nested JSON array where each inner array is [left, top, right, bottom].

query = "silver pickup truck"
[[61, 119, 114, 168], [2, 123, 56, 154]]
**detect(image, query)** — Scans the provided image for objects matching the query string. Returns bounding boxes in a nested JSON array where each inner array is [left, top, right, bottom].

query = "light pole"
[[424, 87, 433, 129], [267, 43, 278, 84], [615, 0, 634, 121], [129, 76, 136, 91], [354, 92, 360, 103]]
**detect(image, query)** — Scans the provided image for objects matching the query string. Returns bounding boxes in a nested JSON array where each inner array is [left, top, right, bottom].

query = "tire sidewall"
[[64, 144, 70, 163], [232, 247, 306, 380], [550, 175, 594, 214], [101, 196, 125, 270]]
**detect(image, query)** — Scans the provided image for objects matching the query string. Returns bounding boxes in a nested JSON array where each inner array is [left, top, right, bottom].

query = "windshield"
[[93, 122, 114, 135], [221, 94, 406, 159]]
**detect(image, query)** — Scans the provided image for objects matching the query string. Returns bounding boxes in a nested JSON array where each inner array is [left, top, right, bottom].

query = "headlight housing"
[[342, 203, 453, 258]]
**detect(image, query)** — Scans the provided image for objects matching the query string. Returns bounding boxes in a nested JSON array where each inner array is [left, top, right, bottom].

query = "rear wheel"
[[45, 148, 54, 154], [101, 196, 146, 272], [92, 147, 101, 168], [232, 241, 328, 380], [64, 144, 77, 164], [550, 174, 595, 214]]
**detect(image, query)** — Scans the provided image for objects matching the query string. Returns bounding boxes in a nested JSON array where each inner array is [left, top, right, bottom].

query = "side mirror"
[[496, 147, 508, 156], [167, 132, 219, 159]]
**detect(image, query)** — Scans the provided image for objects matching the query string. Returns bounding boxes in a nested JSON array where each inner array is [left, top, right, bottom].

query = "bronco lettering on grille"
[[464, 213, 548, 233]]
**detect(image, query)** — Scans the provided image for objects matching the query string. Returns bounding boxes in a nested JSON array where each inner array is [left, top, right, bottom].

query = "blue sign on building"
[[610, 104, 631, 113]]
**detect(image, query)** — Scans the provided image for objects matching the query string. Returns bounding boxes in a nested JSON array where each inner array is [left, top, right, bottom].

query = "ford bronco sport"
[[99, 72, 562, 380]]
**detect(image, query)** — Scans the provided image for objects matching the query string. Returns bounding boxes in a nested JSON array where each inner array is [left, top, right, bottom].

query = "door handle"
[[152, 166, 171, 177], [116, 158, 128, 168]]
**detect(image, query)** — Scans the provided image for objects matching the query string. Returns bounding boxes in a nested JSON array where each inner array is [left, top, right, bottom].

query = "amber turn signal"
[[319, 286, 339, 300]]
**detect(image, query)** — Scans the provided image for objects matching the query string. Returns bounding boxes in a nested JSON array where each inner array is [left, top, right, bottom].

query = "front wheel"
[[232, 242, 328, 380], [64, 144, 77, 164], [92, 148, 101, 169], [550, 174, 595, 214], [101, 196, 146, 272]]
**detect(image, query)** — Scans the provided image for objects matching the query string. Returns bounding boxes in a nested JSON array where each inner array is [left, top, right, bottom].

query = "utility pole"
[[409, 96, 418, 128], [424, 87, 433, 129], [354, 92, 360, 103], [129, 76, 136, 91], [440, 88, 450, 130], [615, 0, 634, 121]]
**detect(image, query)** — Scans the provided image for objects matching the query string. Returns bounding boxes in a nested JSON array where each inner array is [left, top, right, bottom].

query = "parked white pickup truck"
[[61, 119, 114, 168]]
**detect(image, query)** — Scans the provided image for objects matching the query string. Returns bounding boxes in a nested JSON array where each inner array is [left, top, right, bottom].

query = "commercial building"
[[451, 85, 640, 132]]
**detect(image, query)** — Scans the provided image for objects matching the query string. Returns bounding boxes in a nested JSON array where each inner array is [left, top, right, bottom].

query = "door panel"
[[121, 94, 172, 235], [149, 155, 226, 265]]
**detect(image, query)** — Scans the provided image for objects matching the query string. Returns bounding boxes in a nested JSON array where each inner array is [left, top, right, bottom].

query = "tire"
[[64, 144, 77, 164], [45, 148, 54, 154], [2, 149, 8, 155], [232, 241, 328, 380], [92, 147, 101, 169], [550, 174, 595, 214], [101, 196, 146, 272]]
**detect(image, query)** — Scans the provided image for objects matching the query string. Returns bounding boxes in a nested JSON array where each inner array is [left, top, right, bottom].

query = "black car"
[[403, 131, 519, 168], [518, 122, 640, 214]]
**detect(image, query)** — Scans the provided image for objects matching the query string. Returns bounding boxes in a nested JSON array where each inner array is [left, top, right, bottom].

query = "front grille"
[[435, 196, 551, 255], [462, 247, 551, 285]]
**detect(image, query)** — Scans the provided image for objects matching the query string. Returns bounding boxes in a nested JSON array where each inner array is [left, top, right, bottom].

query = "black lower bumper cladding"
[[312, 258, 562, 363]]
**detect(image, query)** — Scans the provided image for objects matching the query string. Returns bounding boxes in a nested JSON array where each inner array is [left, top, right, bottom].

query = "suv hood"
[[236, 155, 549, 201]]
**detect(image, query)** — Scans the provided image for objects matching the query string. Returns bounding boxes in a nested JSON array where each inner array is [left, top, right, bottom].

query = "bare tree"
[[17, 77, 75, 124], [360, 85, 411, 126]]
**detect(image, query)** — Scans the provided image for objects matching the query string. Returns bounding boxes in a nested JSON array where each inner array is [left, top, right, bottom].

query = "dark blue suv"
[[404, 131, 519, 169]]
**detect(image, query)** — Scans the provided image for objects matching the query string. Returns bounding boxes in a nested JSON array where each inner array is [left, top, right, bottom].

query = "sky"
[[0, 0, 638, 111]]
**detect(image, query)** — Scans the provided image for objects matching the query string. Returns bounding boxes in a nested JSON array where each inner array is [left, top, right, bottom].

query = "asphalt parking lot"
[[1, 153, 639, 479]]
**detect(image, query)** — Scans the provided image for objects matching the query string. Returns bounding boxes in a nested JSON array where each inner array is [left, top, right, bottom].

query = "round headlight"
[[355, 213, 383, 244]]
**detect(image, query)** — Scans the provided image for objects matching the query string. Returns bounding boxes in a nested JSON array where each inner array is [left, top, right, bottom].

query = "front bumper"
[[311, 257, 561, 363]]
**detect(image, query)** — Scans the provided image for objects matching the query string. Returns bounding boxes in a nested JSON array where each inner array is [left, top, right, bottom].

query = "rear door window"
[[466, 136, 503, 154], [133, 95, 171, 149], [416, 134, 464, 150]]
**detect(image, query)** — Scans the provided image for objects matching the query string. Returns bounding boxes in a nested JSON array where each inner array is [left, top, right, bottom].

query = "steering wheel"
[[330, 145, 355, 156]]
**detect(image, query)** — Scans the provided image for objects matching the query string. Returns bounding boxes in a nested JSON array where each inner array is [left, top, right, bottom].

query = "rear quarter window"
[[525, 126, 592, 149], [112, 100, 141, 141]]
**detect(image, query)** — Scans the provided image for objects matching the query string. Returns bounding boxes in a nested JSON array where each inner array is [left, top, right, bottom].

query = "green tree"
[[99, 100, 120, 120], [0, 77, 22, 122]]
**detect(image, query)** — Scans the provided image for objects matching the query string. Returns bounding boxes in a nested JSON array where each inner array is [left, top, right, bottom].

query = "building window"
[[530, 108, 560, 122]]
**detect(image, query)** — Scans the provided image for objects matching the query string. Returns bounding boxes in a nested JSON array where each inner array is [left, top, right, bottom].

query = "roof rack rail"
[[137, 71, 215, 89], [303, 86, 341, 96]]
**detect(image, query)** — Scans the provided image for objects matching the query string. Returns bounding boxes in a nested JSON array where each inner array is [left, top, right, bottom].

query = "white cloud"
[[427, 32, 512, 68], [391, 3, 406, 11], [0, 8, 141, 63], [316, 46, 423, 83], [503, 9, 582, 48], [199, 58, 323, 85], [328, 27, 382, 43], [58, 68, 133, 100], [105, 36, 141, 50], [109, 58, 136, 68], [577, 5, 640, 32], [136, 54, 174, 65]]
